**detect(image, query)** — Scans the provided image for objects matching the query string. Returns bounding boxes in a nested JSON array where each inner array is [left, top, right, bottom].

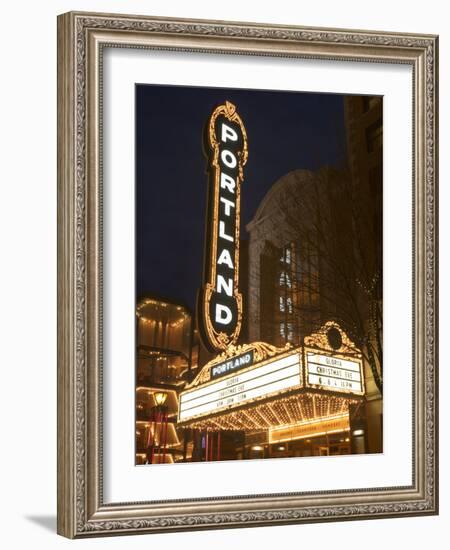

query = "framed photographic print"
[[57, 11, 439, 538]]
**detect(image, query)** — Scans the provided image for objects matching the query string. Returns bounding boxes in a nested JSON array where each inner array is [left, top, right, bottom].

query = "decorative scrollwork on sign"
[[304, 321, 361, 357], [187, 341, 292, 387]]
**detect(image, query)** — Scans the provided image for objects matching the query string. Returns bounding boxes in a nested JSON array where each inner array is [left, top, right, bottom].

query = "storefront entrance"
[[245, 431, 351, 460]]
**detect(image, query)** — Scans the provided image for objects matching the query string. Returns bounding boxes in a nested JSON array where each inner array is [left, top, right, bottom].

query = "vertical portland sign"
[[198, 101, 248, 352]]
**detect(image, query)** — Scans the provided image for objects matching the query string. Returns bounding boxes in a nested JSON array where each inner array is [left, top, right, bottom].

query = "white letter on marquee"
[[217, 248, 234, 269], [215, 304, 232, 325], [217, 275, 233, 297], [221, 123, 238, 143], [220, 173, 236, 193], [219, 221, 233, 242], [220, 196, 235, 216]]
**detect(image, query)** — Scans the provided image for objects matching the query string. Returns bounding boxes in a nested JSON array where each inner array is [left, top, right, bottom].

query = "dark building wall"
[[345, 95, 383, 283], [345, 95, 383, 453]]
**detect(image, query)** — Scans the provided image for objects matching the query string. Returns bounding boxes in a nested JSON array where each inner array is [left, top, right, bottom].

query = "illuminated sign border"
[[200, 101, 248, 351]]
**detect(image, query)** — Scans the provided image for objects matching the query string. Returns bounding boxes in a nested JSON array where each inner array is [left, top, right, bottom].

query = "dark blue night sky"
[[136, 84, 347, 311]]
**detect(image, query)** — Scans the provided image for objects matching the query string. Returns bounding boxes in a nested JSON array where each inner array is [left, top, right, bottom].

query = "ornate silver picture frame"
[[57, 11, 438, 538]]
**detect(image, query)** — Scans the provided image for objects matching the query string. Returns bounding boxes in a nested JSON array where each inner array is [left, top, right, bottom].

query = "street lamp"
[[151, 391, 169, 464], [154, 391, 167, 406], [146, 392, 169, 465]]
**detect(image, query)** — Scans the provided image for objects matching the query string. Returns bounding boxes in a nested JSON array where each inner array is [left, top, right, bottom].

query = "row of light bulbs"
[[189, 393, 359, 432]]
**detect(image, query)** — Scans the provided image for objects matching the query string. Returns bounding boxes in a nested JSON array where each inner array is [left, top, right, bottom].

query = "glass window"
[[280, 245, 292, 265], [279, 271, 292, 288], [287, 323, 294, 342], [285, 247, 291, 264], [286, 297, 293, 313]]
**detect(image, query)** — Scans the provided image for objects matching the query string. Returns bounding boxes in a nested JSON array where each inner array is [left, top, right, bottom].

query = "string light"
[[185, 393, 359, 432]]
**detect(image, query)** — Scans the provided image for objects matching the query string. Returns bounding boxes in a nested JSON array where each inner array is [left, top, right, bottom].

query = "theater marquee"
[[178, 322, 365, 430], [198, 101, 248, 352]]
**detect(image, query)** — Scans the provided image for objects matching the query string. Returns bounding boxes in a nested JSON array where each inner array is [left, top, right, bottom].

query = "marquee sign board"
[[179, 351, 301, 423], [305, 350, 364, 395], [198, 101, 248, 352]]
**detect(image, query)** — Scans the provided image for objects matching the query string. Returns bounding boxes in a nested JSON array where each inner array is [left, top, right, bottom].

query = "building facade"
[[135, 297, 196, 464], [246, 168, 353, 347], [245, 163, 382, 453]]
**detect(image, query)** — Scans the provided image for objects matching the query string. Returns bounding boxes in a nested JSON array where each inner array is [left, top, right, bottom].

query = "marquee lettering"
[[210, 350, 255, 380]]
